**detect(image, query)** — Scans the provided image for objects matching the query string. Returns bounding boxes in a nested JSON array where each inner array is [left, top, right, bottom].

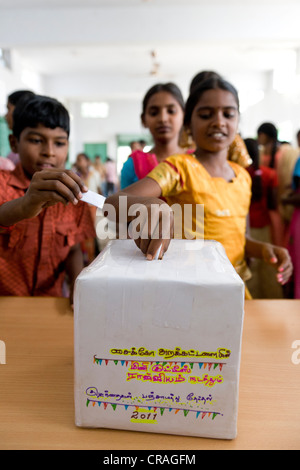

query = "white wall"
[[0, 50, 45, 114], [240, 90, 300, 144], [66, 98, 146, 165], [235, 71, 300, 145]]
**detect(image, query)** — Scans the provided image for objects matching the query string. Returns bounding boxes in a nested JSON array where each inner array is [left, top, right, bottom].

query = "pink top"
[[0, 157, 15, 171], [105, 160, 118, 184], [131, 150, 159, 179]]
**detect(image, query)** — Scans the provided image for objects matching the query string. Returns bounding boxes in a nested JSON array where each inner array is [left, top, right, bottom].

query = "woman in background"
[[74, 152, 102, 263], [257, 122, 299, 246], [282, 157, 300, 298], [5, 89, 35, 165], [120, 82, 185, 189], [244, 138, 283, 298]]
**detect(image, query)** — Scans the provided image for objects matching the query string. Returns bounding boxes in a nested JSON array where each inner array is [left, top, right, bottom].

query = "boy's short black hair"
[[8, 90, 35, 106], [12, 94, 70, 139]]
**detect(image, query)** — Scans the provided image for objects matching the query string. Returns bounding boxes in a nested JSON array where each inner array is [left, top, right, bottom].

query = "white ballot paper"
[[81, 190, 106, 209], [74, 239, 245, 439]]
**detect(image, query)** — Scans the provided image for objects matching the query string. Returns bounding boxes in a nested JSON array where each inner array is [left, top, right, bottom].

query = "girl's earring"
[[179, 128, 195, 150]]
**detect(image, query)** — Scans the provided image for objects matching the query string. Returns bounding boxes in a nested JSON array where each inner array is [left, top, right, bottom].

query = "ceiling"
[[1, 0, 300, 101], [0, 0, 299, 6]]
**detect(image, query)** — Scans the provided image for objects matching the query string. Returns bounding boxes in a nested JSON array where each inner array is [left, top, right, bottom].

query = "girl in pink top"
[[120, 82, 185, 189]]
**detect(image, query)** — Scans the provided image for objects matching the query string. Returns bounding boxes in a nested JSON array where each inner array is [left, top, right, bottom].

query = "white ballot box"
[[74, 239, 245, 439]]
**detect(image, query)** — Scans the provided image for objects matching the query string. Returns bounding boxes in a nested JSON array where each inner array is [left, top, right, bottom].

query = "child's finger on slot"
[[146, 239, 164, 261], [139, 238, 151, 256]]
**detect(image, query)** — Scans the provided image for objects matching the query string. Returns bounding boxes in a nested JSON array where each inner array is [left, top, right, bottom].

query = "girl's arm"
[[115, 175, 163, 198], [245, 236, 293, 285], [105, 177, 174, 260]]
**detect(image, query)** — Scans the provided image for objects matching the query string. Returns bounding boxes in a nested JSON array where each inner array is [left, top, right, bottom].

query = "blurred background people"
[[282, 156, 300, 298], [244, 138, 283, 298], [104, 157, 118, 196], [129, 141, 142, 152], [74, 152, 102, 194], [5, 90, 35, 165], [93, 155, 106, 194], [74, 152, 102, 263], [257, 122, 299, 247]]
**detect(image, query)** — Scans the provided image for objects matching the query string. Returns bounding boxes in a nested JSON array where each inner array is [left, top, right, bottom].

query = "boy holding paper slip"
[[0, 95, 95, 306]]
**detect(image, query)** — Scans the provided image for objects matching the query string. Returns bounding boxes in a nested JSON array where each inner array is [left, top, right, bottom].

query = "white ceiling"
[[1, 0, 299, 6], [1, 0, 300, 100]]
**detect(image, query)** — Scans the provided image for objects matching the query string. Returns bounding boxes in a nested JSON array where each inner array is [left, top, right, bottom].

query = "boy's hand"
[[262, 244, 293, 285], [21, 169, 88, 219]]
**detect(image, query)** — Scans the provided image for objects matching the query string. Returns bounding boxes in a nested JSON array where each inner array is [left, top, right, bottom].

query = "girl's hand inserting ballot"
[[128, 199, 174, 260]]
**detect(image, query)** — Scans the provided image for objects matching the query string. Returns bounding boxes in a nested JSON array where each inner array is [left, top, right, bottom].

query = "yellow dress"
[[148, 154, 252, 297]]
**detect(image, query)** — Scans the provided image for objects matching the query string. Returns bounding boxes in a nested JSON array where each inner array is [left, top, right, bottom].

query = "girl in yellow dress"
[[106, 77, 292, 297]]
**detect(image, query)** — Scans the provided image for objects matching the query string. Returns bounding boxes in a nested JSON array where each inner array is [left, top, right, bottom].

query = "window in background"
[[0, 117, 10, 157], [84, 143, 107, 162]]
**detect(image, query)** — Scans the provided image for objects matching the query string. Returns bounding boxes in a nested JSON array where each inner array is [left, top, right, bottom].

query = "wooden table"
[[0, 296, 299, 450]]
